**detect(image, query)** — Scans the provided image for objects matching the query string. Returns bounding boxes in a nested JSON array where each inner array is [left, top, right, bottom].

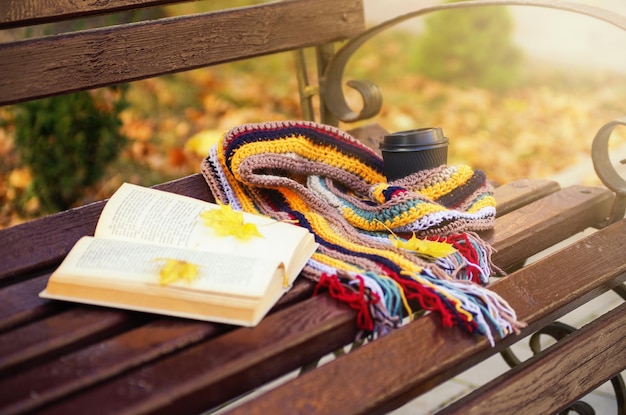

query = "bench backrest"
[[0, 0, 365, 107]]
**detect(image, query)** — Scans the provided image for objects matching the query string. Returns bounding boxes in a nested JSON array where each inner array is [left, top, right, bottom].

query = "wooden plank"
[[0, 0, 365, 105], [0, 262, 314, 335], [0, 206, 101, 283], [0, 275, 63, 332], [0, 0, 187, 29], [438, 303, 626, 415], [0, 319, 224, 415], [494, 178, 560, 216], [489, 185, 614, 270], [0, 306, 136, 374], [220, 219, 626, 415], [29, 294, 358, 415], [0, 270, 317, 414]]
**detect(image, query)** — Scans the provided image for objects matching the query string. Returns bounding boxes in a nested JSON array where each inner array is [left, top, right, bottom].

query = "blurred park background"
[[2, 0, 626, 228]]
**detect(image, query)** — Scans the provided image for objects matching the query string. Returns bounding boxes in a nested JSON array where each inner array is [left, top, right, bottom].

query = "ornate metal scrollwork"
[[592, 118, 626, 223], [319, 0, 626, 123], [501, 321, 626, 415]]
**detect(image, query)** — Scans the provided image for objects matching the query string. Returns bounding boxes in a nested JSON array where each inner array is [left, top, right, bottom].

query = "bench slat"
[[0, 0, 365, 105], [0, 276, 323, 414], [489, 185, 613, 270], [494, 178, 560, 216], [28, 295, 357, 415], [0, 306, 135, 375], [437, 302, 626, 415], [0, 319, 224, 415], [221, 219, 626, 415], [0, 0, 187, 29], [0, 275, 63, 332]]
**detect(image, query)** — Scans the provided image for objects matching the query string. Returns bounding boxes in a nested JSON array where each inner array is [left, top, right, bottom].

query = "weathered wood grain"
[[0, 306, 135, 375], [29, 294, 358, 415], [0, 0, 365, 105], [438, 302, 626, 415], [494, 178, 560, 216], [489, 185, 614, 270], [0, 319, 224, 415], [0, 0, 186, 29], [0, 275, 62, 332]]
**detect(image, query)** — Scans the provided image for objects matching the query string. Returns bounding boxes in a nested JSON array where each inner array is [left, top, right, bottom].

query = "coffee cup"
[[380, 128, 449, 181]]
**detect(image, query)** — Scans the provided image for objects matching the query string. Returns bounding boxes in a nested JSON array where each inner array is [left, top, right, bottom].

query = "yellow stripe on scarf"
[[228, 135, 386, 185], [281, 188, 423, 275], [467, 195, 496, 212], [419, 165, 474, 200]]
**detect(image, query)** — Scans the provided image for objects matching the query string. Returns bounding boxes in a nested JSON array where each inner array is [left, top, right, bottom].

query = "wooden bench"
[[1, 1, 625, 414]]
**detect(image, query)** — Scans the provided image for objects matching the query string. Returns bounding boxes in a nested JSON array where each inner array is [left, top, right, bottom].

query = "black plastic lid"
[[380, 128, 448, 152]]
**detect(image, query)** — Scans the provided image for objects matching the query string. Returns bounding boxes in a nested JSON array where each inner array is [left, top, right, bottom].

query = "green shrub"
[[13, 87, 128, 213], [412, 0, 524, 91]]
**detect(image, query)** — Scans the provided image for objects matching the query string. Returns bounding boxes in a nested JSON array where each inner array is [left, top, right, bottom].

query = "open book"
[[40, 183, 318, 326]]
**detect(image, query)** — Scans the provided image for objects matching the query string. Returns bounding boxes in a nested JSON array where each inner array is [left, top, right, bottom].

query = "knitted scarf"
[[201, 120, 523, 345]]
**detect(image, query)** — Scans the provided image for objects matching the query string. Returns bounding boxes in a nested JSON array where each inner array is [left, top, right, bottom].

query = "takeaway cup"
[[380, 128, 449, 181]]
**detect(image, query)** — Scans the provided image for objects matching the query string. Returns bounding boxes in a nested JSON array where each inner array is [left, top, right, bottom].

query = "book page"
[[53, 236, 282, 298], [95, 183, 316, 282], [96, 183, 207, 247]]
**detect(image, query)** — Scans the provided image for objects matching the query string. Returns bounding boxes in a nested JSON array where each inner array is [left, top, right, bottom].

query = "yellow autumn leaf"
[[391, 233, 457, 259], [156, 258, 199, 286], [8, 168, 32, 189], [184, 130, 222, 157], [375, 219, 456, 259], [200, 203, 263, 241]]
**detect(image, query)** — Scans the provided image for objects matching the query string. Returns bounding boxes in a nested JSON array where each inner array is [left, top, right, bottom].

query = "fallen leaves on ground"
[[1, 47, 625, 229]]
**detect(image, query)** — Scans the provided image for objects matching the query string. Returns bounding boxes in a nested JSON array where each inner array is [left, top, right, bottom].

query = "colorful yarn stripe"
[[200, 120, 525, 345]]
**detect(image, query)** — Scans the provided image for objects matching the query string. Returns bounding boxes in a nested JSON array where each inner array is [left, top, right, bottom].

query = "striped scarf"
[[201, 120, 523, 345]]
